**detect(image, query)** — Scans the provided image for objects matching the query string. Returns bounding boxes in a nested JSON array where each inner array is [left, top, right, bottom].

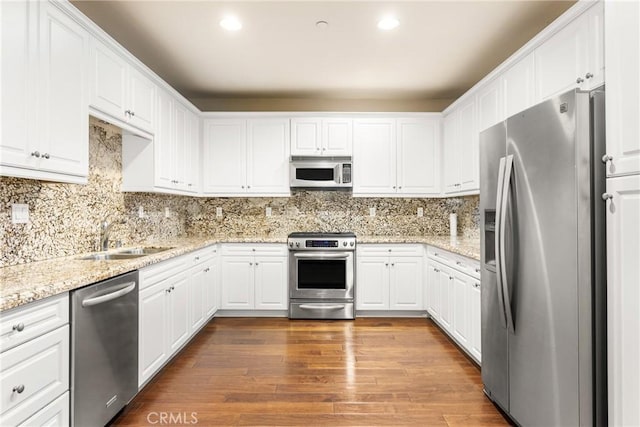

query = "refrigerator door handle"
[[499, 154, 515, 333], [494, 156, 508, 329]]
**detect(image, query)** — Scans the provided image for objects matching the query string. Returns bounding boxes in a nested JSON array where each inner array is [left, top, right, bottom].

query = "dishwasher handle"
[[82, 282, 136, 307]]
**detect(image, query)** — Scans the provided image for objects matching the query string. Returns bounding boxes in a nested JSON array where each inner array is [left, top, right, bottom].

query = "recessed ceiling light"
[[220, 16, 242, 31], [377, 16, 399, 31]]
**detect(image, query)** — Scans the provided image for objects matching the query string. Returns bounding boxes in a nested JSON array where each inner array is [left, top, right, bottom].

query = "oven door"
[[289, 251, 354, 300]]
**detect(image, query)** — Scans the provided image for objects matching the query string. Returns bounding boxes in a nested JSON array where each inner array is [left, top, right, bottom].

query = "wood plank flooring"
[[112, 318, 511, 426]]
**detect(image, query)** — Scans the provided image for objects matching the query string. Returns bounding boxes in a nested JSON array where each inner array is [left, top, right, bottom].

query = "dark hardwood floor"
[[112, 318, 510, 426]]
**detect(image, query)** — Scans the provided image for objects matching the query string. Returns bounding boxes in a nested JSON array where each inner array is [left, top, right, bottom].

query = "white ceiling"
[[71, 1, 575, 109]]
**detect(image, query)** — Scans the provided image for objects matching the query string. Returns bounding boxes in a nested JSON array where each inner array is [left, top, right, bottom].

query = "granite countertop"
[[0, 234, 479, 313]]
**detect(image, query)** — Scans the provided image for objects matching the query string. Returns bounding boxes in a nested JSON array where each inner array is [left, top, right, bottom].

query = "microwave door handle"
[[337, 163, 342, 184]]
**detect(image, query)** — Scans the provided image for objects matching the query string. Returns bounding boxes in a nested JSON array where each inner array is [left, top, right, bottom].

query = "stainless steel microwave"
[[289, 157, 352, 189]]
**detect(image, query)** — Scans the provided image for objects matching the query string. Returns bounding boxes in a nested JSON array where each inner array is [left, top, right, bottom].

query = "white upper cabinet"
[[604, 0, 640, 177], [203, 118, 290, 196], [476, 78, 503, 133], [535, 2, 603, 101], [0, 0, 89, 184], [291, 117, 352, 156], [354, 117, 440, 196], [89, 38, 156, 134], [443, 99, 478, 195], [502, 52, 535, 119]]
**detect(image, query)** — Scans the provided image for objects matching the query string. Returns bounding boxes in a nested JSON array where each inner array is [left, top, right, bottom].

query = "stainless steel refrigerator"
[[479, 87, 607, 426]]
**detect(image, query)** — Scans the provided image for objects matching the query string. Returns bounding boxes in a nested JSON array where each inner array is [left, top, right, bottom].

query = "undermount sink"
[[116, 247, 174, 255], [78, 247, 174, 261], [78, 253, 146, 261]]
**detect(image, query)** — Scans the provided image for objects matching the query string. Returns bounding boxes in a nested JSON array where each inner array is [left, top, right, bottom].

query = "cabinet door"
[[167, 272, 190, 355], [356, 256, 389, 310], [323, 118, 352, 156], [89, 38, 127, 119], [254, 256, 287, 310], [18, 391, 69, 427], [442, 113, 459, 193], [502, 53, 535, 118], [438, 268, 453, 332], [0, 0, 37, 170], [457, 100, 478, 192], [291, 118, 321, 156], [606, 175, 640, 427], [584, 2, 604, 90], [185, 112, 200, 192], [138, 281, 168, 386], [389, 256, 423, 310], [190, 266, 206, 333], [476, 78, 503, 133], [203, 120, 246, 194], [173, 102, 188, 191], [397, 118, 440, 195], [246, 119, 290, 195], [604, 0, 640, 177], [469, 281, 482, 362], [353, 119, 396, 194], [534, 11, 588, 101], [203, 257, 218, 317], [38, 2, 89, 177], [451, 271, 470, 348], [154, 89, 175, 189], [425, 262, 441, 319], [128, 67, 156, 133], [220, 256, 254, 309]]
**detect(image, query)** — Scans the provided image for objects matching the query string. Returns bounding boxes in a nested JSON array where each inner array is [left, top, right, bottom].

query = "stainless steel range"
[[288, 232, 356, 319]]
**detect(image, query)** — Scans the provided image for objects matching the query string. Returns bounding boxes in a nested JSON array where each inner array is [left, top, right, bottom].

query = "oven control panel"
[[288, 235, 356, 251]]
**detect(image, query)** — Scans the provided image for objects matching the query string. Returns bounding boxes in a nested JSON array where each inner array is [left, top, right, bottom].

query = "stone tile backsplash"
[[0, 118, 478, 267]]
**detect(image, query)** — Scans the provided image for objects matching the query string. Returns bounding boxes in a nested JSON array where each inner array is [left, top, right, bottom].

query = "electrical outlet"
[[369, 207, 376, 217], [164, 207, 171, 218], [11, 204, 29, 224], [138, 206, 145, 218], [266, 207, 272, 217], [216, 207, 223, 218], [417, 207, 424, 217]]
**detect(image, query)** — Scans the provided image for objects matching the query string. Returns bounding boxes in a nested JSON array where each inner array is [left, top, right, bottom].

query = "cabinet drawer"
[[18, 391, 68, 427], [0, 294, 69, 353], [427, 246, 480, 279], [221, 243, 287, 257], [0, 325, 69, 426], [358, 244, 424, 257], [139, 255, 188, 290], [189, 245, 218, 266]]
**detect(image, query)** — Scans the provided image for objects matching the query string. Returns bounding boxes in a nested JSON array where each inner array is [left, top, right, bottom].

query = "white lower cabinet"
[[606, 174, 640, 426], [0, 295, 70, 427], [425, 246, 481, 363], [220, 244, 288, 312], [138, 245, 219, 387], [356, 245, 423, 312]]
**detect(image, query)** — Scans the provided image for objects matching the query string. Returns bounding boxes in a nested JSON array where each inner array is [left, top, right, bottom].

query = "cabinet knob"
[[130, 111, 135, 117], [576, 77, 584, 84], [392, 186, 396, 189], [166, 288, 171, 293], [241, 185, 245, 189], [585, 72, 593, 79], [475, 268, 481, 273], [171, 286, 175, 290], [31, 151, 41, 158], [12, 323, 25, 332], [391, 263, 395, 267], [601, 154, 613, 164], [42, 153, 50, 159], [475, 283, 481, 289], [12, 385, 25, 394], [398, 186, 402, 189], [195, 256, 200, 261], [456, 261, 462, 266], [247, 185, 251, 189], [316, 147, 320, 151], [435, 268, 440, 273], [602, 193, 613, 201], [249, 262, 253, 266], [255, 262, 259, 266], [385, 263, 389, 267], [204, 267, 210, 272]]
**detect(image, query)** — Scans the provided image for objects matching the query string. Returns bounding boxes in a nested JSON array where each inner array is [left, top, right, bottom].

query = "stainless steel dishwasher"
[[71, 271, 138, 427]]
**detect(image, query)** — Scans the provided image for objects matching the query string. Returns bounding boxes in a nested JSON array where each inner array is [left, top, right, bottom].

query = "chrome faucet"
[[100, 218, 115, 251]]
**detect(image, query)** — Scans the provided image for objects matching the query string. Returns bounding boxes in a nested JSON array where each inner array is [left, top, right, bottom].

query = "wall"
[[0, 119, 478, 267]]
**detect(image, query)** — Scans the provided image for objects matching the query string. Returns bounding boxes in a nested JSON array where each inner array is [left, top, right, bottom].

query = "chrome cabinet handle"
[[31, 151, 41, 158], [585, 72, 593, 79], [602, 154, 613, 164], [12, 385, 25, 394], [576, 77, 584, 84], [12, 323, 25, 332], [602, 193, 613, 201]]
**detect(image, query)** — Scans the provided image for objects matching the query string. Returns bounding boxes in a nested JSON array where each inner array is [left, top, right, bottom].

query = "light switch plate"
[[138, 206, 145, 218], [266, 207, 272, 217], [164, 207, 171, 218], [417, 207, 424, 217], [216, 207, 223, 217], [11, 204, 29, 224], [369, 207, 376, 217]]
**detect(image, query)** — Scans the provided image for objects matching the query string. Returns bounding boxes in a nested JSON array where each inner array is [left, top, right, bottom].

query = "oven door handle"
[[293, 252, 351, 259], [299, 304, 346, 310]]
